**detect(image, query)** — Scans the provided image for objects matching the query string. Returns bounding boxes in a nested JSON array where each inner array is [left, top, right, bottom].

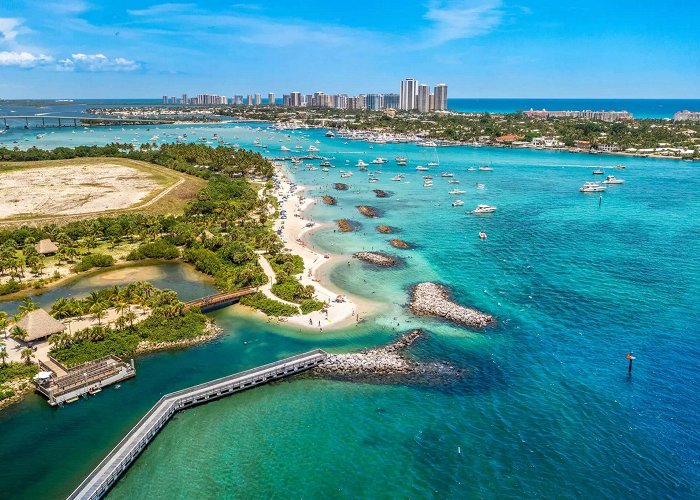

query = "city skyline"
[[1, 1, 699, 99]]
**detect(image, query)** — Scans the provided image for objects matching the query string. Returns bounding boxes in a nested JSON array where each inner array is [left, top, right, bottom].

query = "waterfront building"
[[290, 92, 303, 107], [246, 95, 253, 106], [366, 93, 384, 111], [383, 93, 400, 109], [181, 94, 188, 105], [334, 94, 348, 109], [268, 92, 275, 106], [162, 95, 168, 104], [400, 78, 418, 111], [524, 108, 633, 121], [429, 93, 435, 112], [170, 96, 177, 104], [233, 95, 243, 105], [254, 93, 262, 105], [674, 110, 700, 121], [434, 84, 448, 111], [417, 84, 431, 113], [282, 94, 290, 106]]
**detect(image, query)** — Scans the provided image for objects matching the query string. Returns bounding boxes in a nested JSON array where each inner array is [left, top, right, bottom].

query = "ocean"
[[0, 120, 699, 498]]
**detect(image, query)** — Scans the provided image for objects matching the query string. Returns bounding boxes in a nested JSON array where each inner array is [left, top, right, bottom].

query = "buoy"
[[626, 352, 636, 374], [458, 446, 461, 455]]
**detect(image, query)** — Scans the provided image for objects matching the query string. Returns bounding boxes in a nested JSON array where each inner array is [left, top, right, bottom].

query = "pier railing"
[[67, 349, 327, 500]]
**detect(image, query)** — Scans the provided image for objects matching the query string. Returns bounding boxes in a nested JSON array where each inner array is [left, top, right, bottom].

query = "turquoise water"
[[1, 123, 699, 497]]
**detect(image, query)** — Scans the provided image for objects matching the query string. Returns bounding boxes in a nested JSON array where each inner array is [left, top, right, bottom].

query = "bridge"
[[67, 349, 328, 500], [0, 115, 175, 128], [184, 287, 257, 312]]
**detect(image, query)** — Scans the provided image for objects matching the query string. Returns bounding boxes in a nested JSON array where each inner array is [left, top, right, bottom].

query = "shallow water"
[[0, 122, 699, 498]]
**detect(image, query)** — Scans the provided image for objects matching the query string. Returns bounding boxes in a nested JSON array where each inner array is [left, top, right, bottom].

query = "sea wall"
[[409, 282, 494, 328]]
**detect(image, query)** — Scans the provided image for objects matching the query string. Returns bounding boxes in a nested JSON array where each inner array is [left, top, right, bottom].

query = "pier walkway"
[[1, 115, 174, 128], [184, 287, 257, 312], [67, 349, 328, 500]]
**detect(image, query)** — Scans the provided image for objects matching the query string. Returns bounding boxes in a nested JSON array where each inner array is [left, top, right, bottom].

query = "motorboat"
[[428, 161, 439, 167], [449, 189, 466, 195], [448, 179, 460, 184], [371, 158, 388, 164], [416, 165, 429, 171], [395, 157, 408, 165], [479, 165, 494, 171], [592, 169, 604, 175], [579, 181, 607, 192], [322, 167, 329, 172], [479, 232, 488, 240], [615, 164, 626, 169], [325, 131, 336, 137], [281, 145, 290, 151], [341, 172, 353, 178], [441, 172, 454, 177], [357, 160, 369, 167], [602, 175, 624, 184], [308, 145, 320, 152], [471, 204, 497, 214], [452, 200, 464, 207], [391, 175, 403, 181], [468, 167, 477, 172], [320, 161, 331, 167]]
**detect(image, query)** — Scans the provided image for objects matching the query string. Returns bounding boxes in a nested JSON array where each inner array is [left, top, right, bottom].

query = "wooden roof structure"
[[35, 239, 58, 255], [17, 309, 66, 342]]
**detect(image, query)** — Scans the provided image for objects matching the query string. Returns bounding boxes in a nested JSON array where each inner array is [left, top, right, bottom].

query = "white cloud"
[[57, 53, 141, 72], [39, 0, 91, 15], [422, 0, 504, 47], [0, 51, 54, 67], [128, 3, 196, 16], [0, 18, 30, 48]]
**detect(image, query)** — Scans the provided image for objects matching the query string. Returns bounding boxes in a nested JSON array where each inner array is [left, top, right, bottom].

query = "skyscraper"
[[400, 78, 417, 111], [268, 92, 275, 106], [290, 92, 302, 107], [383, 93, 400, 109], [366, 94, 384, 111], [254, 93, 262, 105], [434, 84, 448, 111], [162, 95, 168, 104], [417, 84, 431, 113], [246, 95, 253, 105], [182, 94, 188, 105]]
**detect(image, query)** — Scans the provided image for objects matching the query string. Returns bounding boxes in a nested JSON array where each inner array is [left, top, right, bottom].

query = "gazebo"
[[16, 309, 66, 342], [35, 239, 59, 256]]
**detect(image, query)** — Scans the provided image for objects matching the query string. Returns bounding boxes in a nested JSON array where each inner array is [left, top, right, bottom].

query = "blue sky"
[[1, 0, 699, 98]]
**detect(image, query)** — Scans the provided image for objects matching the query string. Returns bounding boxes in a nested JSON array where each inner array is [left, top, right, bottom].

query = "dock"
[[184, 287, 257, 312], [67, 349, 328, 500], [0, 115, 175, 129]]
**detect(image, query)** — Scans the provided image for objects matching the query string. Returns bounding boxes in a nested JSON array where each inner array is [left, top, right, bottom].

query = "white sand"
[[0, 163, 162, 219]]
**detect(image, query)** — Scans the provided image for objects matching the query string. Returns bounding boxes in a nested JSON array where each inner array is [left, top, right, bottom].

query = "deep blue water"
[[0, 121, 698, 498]]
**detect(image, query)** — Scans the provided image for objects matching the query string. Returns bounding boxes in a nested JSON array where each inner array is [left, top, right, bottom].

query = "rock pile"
[[353, 251, 398, 267], [322, 195, 337, 205], [356, 205, 380, 218], [336, 219, 355, 232], [373, 189, 390, 198], [334, 183, 349, 191], [409, 282, 494, 328], [376, 225, 395, 234], [389, 238, 412, 249]]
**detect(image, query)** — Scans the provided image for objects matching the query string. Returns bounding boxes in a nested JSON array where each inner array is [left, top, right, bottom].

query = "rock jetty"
[[322, 195, 337, 205], [376, 225, 395, 234], [313, 329, 463, 384], [356, 205, 380, 218], [389, 238, 412, 249], [336, 219, 354, 232], [353, 251, 398, 267], [334, 183, 349, 191], [373, 189, 390, 198], [409, 282, 494, 328]]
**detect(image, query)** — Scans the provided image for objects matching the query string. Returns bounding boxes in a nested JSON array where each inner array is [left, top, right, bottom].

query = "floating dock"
[[68, 349, 328, 500]]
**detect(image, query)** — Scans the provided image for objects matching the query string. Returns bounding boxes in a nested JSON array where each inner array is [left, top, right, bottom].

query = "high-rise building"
[[246, 95, 253, 105], [268, 92, 275, 106], [254, 93, 262, 105], [365, 94, 384, 111], [417, 84, 431, 113], [383, 93, 399, 109], [290, 92, 303, 107], [434, 84, 448, 111], [334, 94, 348, 109], [181, 94, 188, 105], [162, 95, 168, 104], [400, 78, 417, 111], [429, 93, 435, 112]]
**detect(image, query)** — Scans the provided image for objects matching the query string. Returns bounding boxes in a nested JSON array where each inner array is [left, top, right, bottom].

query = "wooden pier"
[[184, 287, 257, 312], [67, 349, 327, 500], [0, 115, 175, 129]]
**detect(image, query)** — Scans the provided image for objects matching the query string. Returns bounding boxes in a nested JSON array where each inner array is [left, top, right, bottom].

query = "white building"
[[434, 84, 448, 111], [400, 78, 417, 111], [417, 84, 431, 113]]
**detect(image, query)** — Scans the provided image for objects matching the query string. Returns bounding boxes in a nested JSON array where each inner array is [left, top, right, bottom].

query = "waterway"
[[0, 120, 699, 498]]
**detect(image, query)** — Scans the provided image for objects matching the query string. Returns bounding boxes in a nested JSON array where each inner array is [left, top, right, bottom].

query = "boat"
[[320, 161, 331, 167], [281, 145, 290, 151], [428, 162, 439, 167], [602, 175, 624, 184], [471, 204, 497, 214], [615, 164, 626, 169], [395, 157, 408, 165], [341, 172, 353, 178], [479, 165, 494, 171], [308, 145, 319, 152], [441, 172, 454, 177], [468, 167, 476, 172], [579, 181, 607, 192], [368, 178, 378, 183], [371, 158, 388, 164], [452, 200, 464, 207], [391, 175, 403, 181], [448, 180, 460, 184], [449, 189, 466, 195], [357, 160, 369, 167], [592, 169, 604, 175], [322, 167, 329, 172], [479, 232, 488, 240], [88, 388, 102, 395], [325, 131, 336, 137], [416, 165, 429, 171]]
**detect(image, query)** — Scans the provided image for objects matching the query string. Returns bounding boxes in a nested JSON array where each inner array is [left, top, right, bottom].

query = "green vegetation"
[[127, 240, 180, 260], [0, 362, 39, 402], [239, 292, 299, 317], [300, 299, 324, 314], [72, 253, 114, 272], [268, 253, 304, 276], [271, 278, 315, 303]]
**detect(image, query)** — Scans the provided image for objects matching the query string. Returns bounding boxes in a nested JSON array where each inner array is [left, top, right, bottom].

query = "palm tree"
[[51, 297, 72, 319], [124, 311, 137, 328], [18, 297, 37, 315], [11, 325, 28, 341], [0, 317, 8, 339], [90, 305, 107, 326], [0, 347, 7, 367], [20, 347, 34, 365]]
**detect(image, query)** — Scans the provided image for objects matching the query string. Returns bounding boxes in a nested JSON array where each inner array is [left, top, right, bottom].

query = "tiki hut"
[[17, 309, 66, 342], [35, 239, 58, 256]]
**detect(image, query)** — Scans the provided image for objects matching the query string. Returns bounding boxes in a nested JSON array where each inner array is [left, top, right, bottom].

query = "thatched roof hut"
[[17, 309, 66, 342], [35, 239, 58, 255]]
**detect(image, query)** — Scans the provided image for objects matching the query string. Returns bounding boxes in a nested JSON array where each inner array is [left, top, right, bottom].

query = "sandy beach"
[[265, 164, 376, 331]]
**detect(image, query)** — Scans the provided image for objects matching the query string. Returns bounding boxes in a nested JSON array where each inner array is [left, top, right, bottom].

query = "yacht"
[[479, 165, 494, 171], [602, 175, 624, 184], [325, 131, 336, 137], [281, 145, 290, 151], [592, 169, 604, 175], [615, 164, 626, 169], [471, 204, 497, 214], [579, 182, 607, 192], [441, 172, 454, 177], [468, 167, 477, 172], [322, 167, 329, 172], [308, 145, 320, 152], [416, 165, 429, 171], [479, 231, 488, 240], [428, 162, 439, 167], [357, 160, 369, 167], [395, 157, 408, 165], [448, 179, 460, 184], [452, 200, 464, 207], [320, 160, 331, 167], [449, 189, 466, 195], [420, 140, 438, 147], [391, 175, 403, 181], [368, 177, 379, 183], [341, 172, 353, 178]]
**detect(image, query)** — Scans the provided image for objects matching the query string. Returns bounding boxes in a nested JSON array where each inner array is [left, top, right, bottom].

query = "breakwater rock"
[[376, 225, 395, 234], [357, 205, 380, 218], [336, 219, 355, 232], [353, 251, 398, 267], [334, 183, 349, 191], [389, 238, 412, 249], [409, 282, 494, 328], [322, 195, 337, 205], [313, 329, 464, 385], [373, 189, 390, 198]]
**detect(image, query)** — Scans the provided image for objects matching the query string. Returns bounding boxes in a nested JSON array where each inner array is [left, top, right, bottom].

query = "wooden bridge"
[[67, 349, 328, 500], [0, 115, 175, 128], [184, 287, 257, 312]]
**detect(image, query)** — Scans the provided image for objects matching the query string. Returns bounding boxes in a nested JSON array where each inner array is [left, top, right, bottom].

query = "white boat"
[[308, 145, 320, 152], [449, 189, 466, 195], [428, 162, 439, 167], [322, 167, 329, 172], [479, 165, 494, 171], [441, 172, 454, 177], [371, 158, 388, 164], [615, 164, 626, 169], [395, 157, 408, 165], [281, 145, 290, 151], [391, 175, 403, 181], [471, 204, 497, 214], [602, 175, 624, 184], [452, 200, 464, 207], [448, 180, 460, 184], [341, 172, 353, 178], [579, 181, 607, 192], [416, 166, 429, 171], [468, 167, 476, 172], [325, 131, 335, 137], [592, 169, 604, 175], [368, 178, 378, 183], [357, 160, 369, 167]]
